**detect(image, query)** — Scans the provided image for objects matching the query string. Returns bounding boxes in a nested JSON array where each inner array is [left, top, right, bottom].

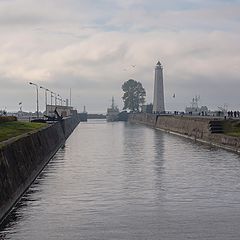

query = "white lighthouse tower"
[[153, 61, 165, 113]]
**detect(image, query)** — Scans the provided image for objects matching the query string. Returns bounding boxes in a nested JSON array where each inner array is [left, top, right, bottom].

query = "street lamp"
[[29, 82, 39, 118], [50, 91, 54, 107], [40, 86, 49, 114], [58, 94, 63, 106], [53, 92, 57, 106], [50, 91, 55, 116], [50, 92, 57, 106]]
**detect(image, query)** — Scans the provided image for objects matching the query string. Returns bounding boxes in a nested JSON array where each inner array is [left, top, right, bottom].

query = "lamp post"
[[50, 91, 53, 106], [58, 94, 63, 106], [58, 97, 61, 106], [50, 92, 57, 106], [40, 86, 49, 114], [53, 92, 57, 106], [50, 91, 54, 116], [29, 82, 39, 118]]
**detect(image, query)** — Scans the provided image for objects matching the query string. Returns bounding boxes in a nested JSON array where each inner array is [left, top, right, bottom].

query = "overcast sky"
[[0, 0, 240, 113]]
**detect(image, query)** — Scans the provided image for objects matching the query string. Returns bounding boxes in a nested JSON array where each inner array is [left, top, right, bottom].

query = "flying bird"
[[131, 65, 136, 68]]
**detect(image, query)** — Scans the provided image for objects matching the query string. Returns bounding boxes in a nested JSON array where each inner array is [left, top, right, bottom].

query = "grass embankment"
[[0, 121, 46, 142], [223, 120, 240, 137]]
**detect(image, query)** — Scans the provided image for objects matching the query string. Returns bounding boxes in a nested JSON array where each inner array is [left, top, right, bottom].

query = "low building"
[[142, 104, 153, 114], [46, 105, 73, 117]]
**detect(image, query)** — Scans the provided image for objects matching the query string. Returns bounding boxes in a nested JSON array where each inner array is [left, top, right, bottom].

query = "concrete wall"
[[129, 113, 211, 138], [129, 113, 240, 153], [155, 115, 211, 140], [0, 116, 80, 223], [130, 113, 157, 126]]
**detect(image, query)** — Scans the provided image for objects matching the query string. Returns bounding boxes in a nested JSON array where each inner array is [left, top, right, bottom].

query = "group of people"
[[227, 111, 240, 118]]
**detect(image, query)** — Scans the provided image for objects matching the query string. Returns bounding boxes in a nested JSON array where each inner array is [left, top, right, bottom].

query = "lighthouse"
[[153, 61, 165, 113]]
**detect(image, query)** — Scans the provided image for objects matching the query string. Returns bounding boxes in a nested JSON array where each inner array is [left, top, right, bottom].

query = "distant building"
[[142, 104, 153, 114], [79, 105, 88, 122], [153, 61, 165, 113], [46, 105, 73, 117]]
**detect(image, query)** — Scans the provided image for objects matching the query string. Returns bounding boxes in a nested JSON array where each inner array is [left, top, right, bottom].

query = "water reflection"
[[0, 147, 67, 239], [152, 130, 165, 194], [2, 121, 240, 239]]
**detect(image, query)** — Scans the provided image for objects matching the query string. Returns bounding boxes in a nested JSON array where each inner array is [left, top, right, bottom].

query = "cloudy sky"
[[0, 0, 240, 113]]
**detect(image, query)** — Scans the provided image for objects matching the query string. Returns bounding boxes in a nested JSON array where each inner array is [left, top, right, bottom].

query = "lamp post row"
[[29, 82, 68, 118]]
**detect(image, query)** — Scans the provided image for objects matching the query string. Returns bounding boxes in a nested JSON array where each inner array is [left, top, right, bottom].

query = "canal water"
[[1, 120, 240, 239]]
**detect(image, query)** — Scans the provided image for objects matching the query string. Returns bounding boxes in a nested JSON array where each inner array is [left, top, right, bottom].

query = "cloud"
[[0, 0, 240, 112], [108, 3, 240, 32]]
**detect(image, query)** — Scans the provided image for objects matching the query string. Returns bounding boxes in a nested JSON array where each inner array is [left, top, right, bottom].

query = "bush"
[[0, 116, 17, 123]]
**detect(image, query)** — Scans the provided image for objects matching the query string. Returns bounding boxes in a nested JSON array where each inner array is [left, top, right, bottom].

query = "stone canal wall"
[[129, 113, 240, 153], [0, 116, 80, 223], [155, 115, 211, 139], [129, 113, 211, 139]]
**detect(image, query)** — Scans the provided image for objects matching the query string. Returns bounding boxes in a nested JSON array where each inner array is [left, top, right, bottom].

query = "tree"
[[122, 79, 146, 112]]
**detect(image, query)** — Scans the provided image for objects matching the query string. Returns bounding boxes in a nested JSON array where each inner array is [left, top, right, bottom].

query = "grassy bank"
[[223, 120, 240, 137], [0, 121, 47, 142]]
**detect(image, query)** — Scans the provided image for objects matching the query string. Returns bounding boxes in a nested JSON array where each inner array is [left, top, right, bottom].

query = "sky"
[[0, 0, 240, 113]]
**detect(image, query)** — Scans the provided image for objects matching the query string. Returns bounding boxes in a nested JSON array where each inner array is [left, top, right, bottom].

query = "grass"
[[0, 121, 47, 142], [223, 120, 240, 137]]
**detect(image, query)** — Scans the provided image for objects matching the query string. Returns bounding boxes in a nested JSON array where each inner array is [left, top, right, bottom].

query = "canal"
[[1, 120, 240, 239]]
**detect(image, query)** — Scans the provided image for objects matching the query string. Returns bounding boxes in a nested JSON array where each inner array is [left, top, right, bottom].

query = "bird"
[[131, 65, 136, 68]]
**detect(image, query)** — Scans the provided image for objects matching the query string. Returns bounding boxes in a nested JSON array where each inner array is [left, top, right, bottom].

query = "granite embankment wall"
[[129, 113, 240, 153], [0, 116, 80, 223]]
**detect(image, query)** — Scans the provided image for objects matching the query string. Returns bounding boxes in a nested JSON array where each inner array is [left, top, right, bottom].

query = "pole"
[[58, 94, 63, 106], [36, 86, 39, 118], [40, 86, 49, 115], [50, 91, 53, 116], [29, 82, 39, 118], [70, 88, 72, 106], [45, 90, 47, 114], [55, 93, 57, 106]]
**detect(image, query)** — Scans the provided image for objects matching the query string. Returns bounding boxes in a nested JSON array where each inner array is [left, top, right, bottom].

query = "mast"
[[111, 96, 114, 109]]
